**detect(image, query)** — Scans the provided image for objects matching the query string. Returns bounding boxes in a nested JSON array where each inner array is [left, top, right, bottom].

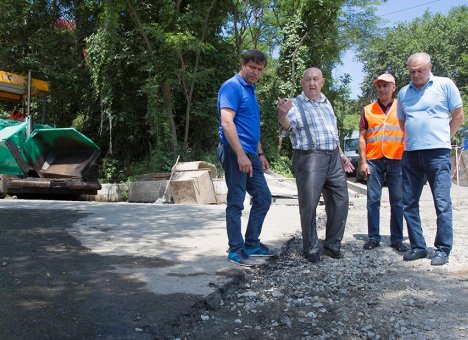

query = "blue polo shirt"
[[397, 74, 463, 151], [218, 74, 260, 155]]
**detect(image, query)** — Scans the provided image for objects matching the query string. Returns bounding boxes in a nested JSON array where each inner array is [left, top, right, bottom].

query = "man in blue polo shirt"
[[397, 52, 464, 266], [217, 49, 277, 266]]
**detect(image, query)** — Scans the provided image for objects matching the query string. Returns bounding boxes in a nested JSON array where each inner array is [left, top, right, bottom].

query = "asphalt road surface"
[[0, 198, 302, 339], [1, 181, 466, 339], [0, 204, 212, 339]]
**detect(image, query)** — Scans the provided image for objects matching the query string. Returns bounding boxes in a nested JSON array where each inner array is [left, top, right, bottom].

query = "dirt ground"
[[1, 184, 467, 339], [174, 191, 468, 339]]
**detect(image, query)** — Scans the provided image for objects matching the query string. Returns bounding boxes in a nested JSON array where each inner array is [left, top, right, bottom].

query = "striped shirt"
[[284, 92, 339, 151]]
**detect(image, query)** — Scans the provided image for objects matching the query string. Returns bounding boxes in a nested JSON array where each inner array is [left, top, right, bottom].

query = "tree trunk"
[[125, 0, 177, 153], [181, 0, 217, 149], [162, 79, 178, 154]]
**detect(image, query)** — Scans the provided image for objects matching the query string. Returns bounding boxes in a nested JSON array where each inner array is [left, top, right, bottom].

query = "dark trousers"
[[293, 147, 348, 254]]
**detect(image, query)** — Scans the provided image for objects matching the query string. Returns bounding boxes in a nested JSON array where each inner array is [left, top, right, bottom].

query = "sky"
[[334, 0, 468, 98]]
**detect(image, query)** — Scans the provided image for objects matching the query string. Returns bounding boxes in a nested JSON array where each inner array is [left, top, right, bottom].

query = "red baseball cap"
[[373, 73, 395, 84]]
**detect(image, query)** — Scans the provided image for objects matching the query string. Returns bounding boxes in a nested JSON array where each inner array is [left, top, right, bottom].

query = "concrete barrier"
[[81, 183, 128, 202], [80, 177, 365, 204], [128, 180, 168, 203], [346, 180, 367, 196]]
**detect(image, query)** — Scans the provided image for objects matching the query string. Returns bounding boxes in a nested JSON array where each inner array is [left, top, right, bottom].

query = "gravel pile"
[[174, 199, 468, 340]]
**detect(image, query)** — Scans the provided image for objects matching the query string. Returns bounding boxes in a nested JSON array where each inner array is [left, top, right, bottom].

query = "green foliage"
[[71, 113, 86, 131], [357, 5, 468, 152], [358, 6, 468, 98], [342, 114, 360, 132], [271, 0, 379, 161], [99, 157, 124, 183], [200, 149, 224, 179], [0, 0, 101, 129], [84, 0, 233, 161], [453, 91, 468, 147], [269, 154, 293, 178], [0, 0, 381, 182], [276, 0, 345, 97]]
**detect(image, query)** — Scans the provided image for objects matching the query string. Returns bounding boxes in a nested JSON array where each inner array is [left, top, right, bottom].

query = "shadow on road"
[[0, 208, 201, 339]]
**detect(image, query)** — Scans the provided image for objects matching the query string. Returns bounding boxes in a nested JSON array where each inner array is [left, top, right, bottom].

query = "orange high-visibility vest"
[[364, 100, 404, 160]]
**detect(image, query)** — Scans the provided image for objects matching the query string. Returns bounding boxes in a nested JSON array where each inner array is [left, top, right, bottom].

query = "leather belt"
[[294, 148, 335, 155]]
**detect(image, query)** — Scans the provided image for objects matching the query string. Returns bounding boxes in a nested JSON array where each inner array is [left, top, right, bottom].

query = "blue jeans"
[[366, 158, 403, 243], [218, 143, 271, 251], [401, 149, 453, 255]]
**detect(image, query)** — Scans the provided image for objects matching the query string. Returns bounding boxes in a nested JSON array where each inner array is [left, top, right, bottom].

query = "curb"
[[347, 180, 367, 196]]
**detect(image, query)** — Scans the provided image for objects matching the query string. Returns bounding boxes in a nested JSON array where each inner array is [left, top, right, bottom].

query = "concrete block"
[[212, 178, 227, 204], [97, 183, 128, 202], [171, 170, 217, 204], [174, 161, 217, 178], [80, 183, 128, 202], [128, 180, 168, 203]]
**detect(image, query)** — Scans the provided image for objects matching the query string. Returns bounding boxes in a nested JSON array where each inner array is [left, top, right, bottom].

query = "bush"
[[269, 154, 293, 178]]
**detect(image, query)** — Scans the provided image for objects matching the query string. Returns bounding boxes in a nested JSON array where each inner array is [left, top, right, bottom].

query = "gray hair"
[[407, 52, 431, 66]]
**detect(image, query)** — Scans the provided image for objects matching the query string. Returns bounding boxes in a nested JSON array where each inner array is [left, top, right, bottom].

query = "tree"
[[84, 0, 234, 177], [358, 6, 468, 99], [357, 5, 468, 151], [0, 0, 383, 181], [0, 0, 101, 131], [267, 0, 379, 154], [223, 0, 283, 56]]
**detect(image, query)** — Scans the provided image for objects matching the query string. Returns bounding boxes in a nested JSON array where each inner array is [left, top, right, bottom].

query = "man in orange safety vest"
[[358, 73, 408, 253]]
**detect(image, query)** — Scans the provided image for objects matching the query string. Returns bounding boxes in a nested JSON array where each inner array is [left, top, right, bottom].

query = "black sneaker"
[[390, 241, 408, 252], [305, 252, 321, 263], [403, 248, 427, 261], [431, 250, 449, 266], [323, 248, 344, 259], [363, 239, 380, 250]]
